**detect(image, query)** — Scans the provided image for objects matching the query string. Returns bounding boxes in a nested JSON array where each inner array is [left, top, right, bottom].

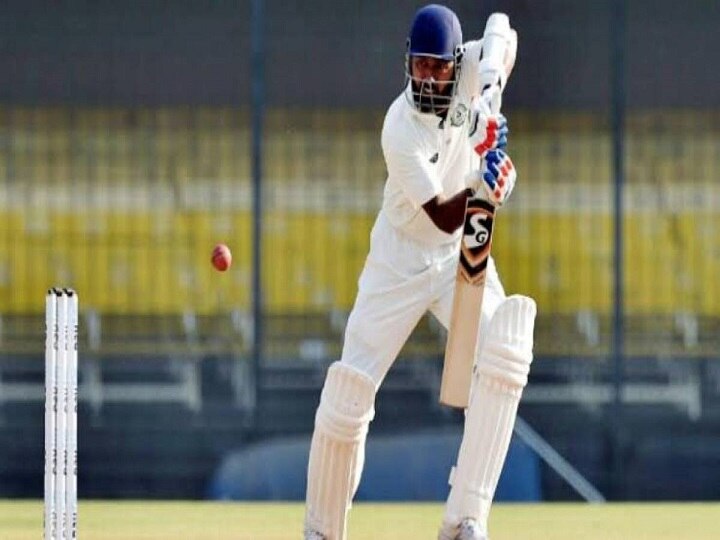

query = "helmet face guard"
[[404, 48, 463, 115], [404, 4, 464, 115]]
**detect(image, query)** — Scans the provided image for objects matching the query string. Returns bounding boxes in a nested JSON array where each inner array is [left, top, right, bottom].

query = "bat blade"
[[440, 197, 496, 408]]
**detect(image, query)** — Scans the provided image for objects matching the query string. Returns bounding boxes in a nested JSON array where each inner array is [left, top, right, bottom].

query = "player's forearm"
[[422, 188, 474, 234]]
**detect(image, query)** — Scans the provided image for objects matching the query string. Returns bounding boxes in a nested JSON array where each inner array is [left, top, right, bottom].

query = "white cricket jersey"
[[380, 40, 484, 248], [340, 40, 508, 387]]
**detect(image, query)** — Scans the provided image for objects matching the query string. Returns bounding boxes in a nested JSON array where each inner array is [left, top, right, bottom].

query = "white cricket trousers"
[[340, 211, 506, 387]]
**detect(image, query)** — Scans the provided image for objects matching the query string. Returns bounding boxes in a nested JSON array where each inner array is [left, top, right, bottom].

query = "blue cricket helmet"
[[405, 4, 464, 115], [407, 4, 463, 60]]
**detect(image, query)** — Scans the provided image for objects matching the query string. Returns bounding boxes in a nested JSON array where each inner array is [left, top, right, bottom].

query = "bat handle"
[[482, 14, 511, 64], [480, 86, 502, 115], [479, 13, 513, 115]]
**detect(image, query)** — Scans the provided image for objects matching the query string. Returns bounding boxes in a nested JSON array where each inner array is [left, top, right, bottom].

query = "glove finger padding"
[[483, 150, 515, 206], [468, 103, 508, 158], [466, 150, 517, 207]]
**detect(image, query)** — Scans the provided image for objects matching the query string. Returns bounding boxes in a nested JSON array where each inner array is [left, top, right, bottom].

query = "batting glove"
[[466, 149, 516, 206], [467, 100, 508, 158]]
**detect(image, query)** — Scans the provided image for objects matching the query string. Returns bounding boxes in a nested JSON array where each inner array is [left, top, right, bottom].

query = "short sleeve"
[[381, 118, 442, 209]]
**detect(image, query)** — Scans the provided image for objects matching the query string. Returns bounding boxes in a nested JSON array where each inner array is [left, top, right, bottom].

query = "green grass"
[[1, 501, 718, 539]]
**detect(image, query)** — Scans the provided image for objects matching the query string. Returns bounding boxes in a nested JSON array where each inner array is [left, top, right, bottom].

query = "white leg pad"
[[442, 295, 536, 535], [305, 361, 376, 540]]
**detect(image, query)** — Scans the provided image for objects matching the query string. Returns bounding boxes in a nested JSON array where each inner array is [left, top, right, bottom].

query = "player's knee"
[[315, 361, 376, 442], [476, 294, 536, 389]]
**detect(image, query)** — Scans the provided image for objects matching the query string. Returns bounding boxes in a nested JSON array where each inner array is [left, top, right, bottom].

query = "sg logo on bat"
[[465, 213, 490, 249], [459, 198, 496, 286]]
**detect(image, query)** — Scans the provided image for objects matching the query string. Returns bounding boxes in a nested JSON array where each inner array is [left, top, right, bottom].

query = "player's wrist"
[[464, 170, 483, 195]]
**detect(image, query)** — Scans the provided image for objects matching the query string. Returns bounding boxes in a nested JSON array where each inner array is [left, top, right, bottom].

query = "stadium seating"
[[1, 107, 718, 369]]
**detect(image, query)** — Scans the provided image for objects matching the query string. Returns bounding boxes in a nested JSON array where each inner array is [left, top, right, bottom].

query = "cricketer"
[[304, 5, 535, 539]]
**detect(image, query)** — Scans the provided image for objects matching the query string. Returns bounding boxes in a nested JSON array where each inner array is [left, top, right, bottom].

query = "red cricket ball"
[[211, 243, 232, 272]]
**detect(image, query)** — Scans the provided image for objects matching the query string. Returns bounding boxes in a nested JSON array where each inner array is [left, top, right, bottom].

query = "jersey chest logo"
[[450, 103, 469, 127]]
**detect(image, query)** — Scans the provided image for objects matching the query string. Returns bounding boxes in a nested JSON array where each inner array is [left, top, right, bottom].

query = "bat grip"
[[480, 86, 502, 115], [482, 13, 511, 67], [479, 12, 512, 114]]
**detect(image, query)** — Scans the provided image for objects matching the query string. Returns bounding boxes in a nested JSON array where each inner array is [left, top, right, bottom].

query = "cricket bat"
[[439, 13, 515, 408]]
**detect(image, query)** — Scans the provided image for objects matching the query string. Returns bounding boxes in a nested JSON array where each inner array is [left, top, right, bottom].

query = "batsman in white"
[[304, 5, 536, 540]]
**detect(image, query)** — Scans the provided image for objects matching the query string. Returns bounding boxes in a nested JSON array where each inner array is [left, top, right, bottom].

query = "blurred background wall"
[[3, 0, 719, 108], [0, 0, 718, 502]]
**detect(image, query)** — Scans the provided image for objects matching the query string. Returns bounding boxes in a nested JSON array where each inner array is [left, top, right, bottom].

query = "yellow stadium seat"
[[0, 106, 718, 327]]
